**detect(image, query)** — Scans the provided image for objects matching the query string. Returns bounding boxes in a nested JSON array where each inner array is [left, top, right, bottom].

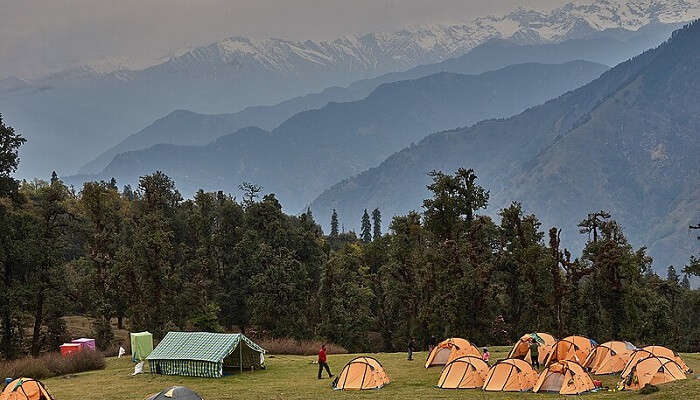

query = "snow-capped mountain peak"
[[26, 0, 700, 86], [154, 0, 699, 75]]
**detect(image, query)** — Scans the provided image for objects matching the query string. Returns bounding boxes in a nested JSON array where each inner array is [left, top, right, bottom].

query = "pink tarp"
[[71, 338, 96, 351]]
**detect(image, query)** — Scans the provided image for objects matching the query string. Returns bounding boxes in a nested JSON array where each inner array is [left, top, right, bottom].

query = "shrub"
[[0, 350, 105, 380], [256, 338, 346, 355], [639, 383, 659, 394]]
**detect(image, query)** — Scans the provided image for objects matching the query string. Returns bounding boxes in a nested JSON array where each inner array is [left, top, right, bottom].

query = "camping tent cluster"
[[433, 334, 690, 394], [2, 331, 690, 397], [333, 341, 692, 394]]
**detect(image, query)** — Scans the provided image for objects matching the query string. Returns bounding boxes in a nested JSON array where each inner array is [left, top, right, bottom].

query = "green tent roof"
[[146, 332, 264, 363]]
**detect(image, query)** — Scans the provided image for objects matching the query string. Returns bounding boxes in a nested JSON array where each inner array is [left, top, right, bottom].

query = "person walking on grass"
[[408, 337, 417, 361], [317, 344, 333, 379], [529, 338, 540, 369]]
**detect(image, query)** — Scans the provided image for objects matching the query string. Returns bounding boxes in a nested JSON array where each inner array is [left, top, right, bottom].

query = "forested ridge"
[[310, 20, 700, 271], [0, 116, 698, 362]]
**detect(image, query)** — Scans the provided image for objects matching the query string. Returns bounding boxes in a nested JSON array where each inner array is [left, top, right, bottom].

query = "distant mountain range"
[[65, 61, 608, 214], [2, 0, 699, 178], [79, 22, 686, 175], [311, 21, 700, 271]]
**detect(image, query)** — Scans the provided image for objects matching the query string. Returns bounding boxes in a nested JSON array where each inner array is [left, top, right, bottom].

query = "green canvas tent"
[[130, 331, 153, 362], [146, 332, 265, 378]]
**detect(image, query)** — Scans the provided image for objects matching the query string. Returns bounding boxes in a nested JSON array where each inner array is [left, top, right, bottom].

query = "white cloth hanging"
[[132, 361, 144, 375]]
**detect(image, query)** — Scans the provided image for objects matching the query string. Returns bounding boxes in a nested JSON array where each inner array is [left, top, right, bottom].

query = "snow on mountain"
[[142, 0, 700, 76], [28, 0, 700, 85]]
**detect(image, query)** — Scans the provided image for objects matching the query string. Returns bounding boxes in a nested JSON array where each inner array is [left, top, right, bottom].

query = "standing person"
[[529, 338, 540, 369], [408, 338, 416, 361], [317, 344, 333, 379], [482, 347, 490, 364], [428, 335, 437, 353]]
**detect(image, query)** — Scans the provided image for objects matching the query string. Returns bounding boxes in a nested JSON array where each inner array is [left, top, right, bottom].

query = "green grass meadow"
[[42, 346, 700, 400]]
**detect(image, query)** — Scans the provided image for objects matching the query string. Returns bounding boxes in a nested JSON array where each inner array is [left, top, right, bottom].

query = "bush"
[[639, 383, 659, 394], [256, 338, 346, 355], [0, 350, 105, 380]]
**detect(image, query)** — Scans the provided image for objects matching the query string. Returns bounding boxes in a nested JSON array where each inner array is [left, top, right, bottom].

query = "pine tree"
[[330, 209, 339, 237], [239, 181, 262, 206], [667, 265, 680, 285], [577, 211, 611, 243], [372, 208, 381, 240], [361, 209, 372, 242], [681, 274, 690, 289], [683, 255, 699, 277], [0, 114, 26, 197]]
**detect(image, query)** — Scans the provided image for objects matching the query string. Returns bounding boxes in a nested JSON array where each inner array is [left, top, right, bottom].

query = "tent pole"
[[239, 338, 243, 373]]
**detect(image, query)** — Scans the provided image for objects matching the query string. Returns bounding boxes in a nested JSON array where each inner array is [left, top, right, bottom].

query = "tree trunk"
[[1, 259, 16, 358], [31, 288, 45, 357], [117, 315, 124, 330]]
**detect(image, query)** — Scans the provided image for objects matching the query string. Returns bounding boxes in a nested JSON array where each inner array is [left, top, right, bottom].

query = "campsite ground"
[[43, 347, 699, 400]]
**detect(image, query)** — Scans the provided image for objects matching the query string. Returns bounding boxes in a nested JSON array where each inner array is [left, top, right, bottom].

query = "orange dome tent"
[[544, 335, 595, 366], [619, 356, 686, 390], [508, 333, 556, 365], [621, 346, 691, 378], [0, 378, 54, 400], [482, 358, 538, 392], [533, 360, 595, 395], [435, 355, 489, 389], [425, 338, 480, 368], [583, 341, 636, 375], [332, 356, 390, 390], [640, 346, 690, 373]]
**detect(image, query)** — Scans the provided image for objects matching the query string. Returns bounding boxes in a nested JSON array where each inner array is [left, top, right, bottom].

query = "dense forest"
[[0, 115, 698, 361]]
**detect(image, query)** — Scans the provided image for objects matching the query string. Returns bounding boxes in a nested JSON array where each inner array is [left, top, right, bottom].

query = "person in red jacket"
[[317, 344, 333, 379]]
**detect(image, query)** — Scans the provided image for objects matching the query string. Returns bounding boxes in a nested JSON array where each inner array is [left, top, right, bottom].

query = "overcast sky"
[[0, 0, 570, 79]]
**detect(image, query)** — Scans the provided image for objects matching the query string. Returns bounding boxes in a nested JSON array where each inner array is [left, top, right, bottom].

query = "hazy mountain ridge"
[[65, 61, 608, 213], [310, 20, 700, 271], [3, 0, 698, 178], [79, 24, 684, 175]]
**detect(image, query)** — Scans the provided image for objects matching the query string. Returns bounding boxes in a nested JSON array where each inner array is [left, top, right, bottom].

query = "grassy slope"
[[43, 347, 699, 400]]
